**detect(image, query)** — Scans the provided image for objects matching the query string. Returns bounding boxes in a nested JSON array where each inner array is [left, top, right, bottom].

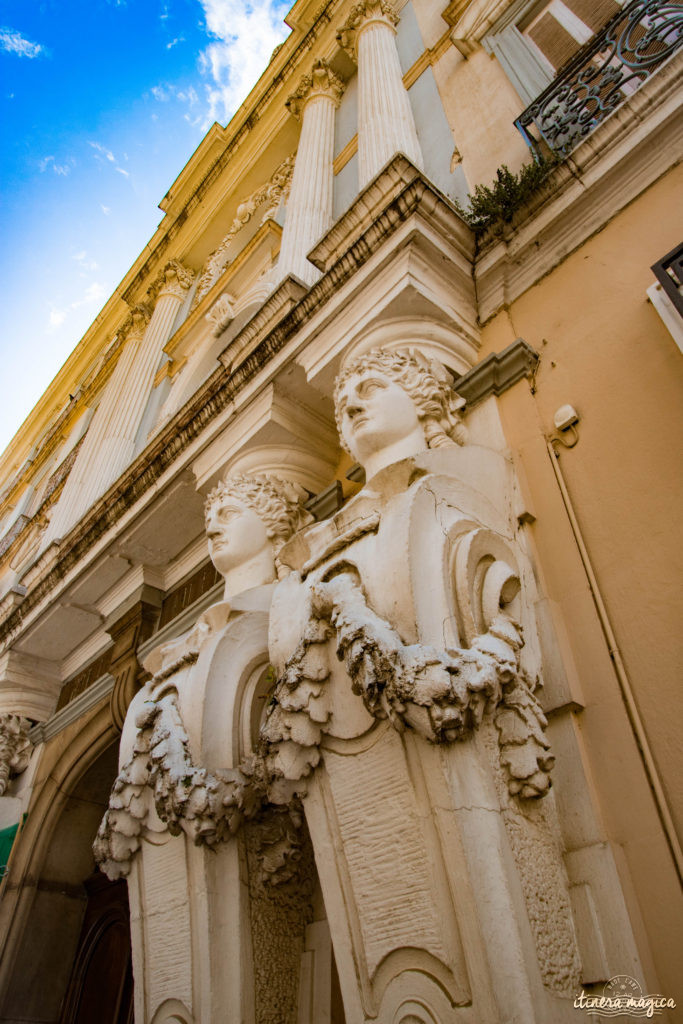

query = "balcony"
[[514, 0, 683, 158]]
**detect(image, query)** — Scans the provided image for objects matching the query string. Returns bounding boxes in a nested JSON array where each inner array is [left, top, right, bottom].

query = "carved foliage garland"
[[0, 714, 32, 795], [261, 569, 553, 799], [192, 155, 296, 309], [94, 687, 266, 879]]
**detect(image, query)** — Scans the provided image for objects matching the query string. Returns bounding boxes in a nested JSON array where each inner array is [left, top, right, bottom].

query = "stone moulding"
[[454, 337, 539, 406], [0, 159, 478, 651]]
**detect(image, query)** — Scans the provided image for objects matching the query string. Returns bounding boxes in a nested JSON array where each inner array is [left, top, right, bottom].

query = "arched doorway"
[[0, 740, 133, 1023]]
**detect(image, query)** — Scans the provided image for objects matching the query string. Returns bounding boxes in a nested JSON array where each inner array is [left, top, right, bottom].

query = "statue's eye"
[[362, 379, 384, 396]]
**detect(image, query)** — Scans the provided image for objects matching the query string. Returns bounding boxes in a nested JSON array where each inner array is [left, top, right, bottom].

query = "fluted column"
[[43, 306, 150, 545], [338, 0, 423, 188], [44, 261, 193, 542], [276, 60, 344, 286]]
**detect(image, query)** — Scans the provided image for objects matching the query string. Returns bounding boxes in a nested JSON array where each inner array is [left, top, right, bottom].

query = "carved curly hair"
[[204, 474, 312, 555], [333, 347, 466, 453]]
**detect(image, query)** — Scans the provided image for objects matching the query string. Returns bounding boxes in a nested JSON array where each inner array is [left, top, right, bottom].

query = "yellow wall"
[[480, 164, 683, 993]]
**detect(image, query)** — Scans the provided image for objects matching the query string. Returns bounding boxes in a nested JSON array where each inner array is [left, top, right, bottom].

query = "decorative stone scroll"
[[205, 292, 236, 337], [192, 155, 296, 309], [0, 714, 32, 796]]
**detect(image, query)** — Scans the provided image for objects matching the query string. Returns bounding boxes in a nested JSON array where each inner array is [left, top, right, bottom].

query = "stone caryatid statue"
[[94, 473, 314, 1024], [263, 347, 581, 1023]]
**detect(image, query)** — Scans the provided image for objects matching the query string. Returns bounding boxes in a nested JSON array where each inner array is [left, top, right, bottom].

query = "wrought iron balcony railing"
[[515, 0, 683, 158], [652, 242, 683, 315]]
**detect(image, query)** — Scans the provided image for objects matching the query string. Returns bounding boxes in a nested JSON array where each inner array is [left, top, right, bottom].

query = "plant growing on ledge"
[[455, 157, 558, 236]]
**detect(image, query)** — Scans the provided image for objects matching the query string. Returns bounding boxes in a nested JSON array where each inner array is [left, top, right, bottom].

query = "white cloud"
[[49, 308, 66, 329], [47, 282, 106, 332], [39, 154, 72, 176], [196, 1, 290, 127], [89, 141, 131, 181], [0, 27, 44, 58], [100, 204, 111, 215], [73, 251, 99, 272], [167, 36, 184, 49]]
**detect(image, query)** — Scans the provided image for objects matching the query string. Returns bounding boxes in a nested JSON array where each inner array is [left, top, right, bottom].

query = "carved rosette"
[[0, 714, 33, 796], [337, 0, 399, 55], [285, 59, 345, 119], [192, 154, 296, 309]]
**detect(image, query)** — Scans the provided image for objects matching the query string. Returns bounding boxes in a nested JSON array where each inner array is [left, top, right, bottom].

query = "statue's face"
[[336, 369, 423, 465], [205, 495, 271, 577]]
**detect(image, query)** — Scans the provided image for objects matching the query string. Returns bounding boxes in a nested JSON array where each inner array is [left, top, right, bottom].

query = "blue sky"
[[0, 0, 291, 455]]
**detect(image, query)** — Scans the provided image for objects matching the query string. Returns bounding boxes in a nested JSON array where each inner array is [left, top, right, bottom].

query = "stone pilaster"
[[276, 60, 344, 286], [338, 0, 423, 188], [44, 262, 193, 543]]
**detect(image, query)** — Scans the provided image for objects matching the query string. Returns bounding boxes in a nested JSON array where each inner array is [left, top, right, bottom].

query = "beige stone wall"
[[478, 165, 683, 995]]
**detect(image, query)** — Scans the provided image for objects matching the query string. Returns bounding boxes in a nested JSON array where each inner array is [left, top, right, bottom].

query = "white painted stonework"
[[91, 348, 631, 1023]]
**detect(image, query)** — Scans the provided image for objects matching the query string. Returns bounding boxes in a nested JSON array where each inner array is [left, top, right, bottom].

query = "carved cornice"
[[337, 0, 399, 55], [0, 714, 32, 795], [286, 59, 345, 118], [455, 339, 539, 407], [192, 155, 296, 310]]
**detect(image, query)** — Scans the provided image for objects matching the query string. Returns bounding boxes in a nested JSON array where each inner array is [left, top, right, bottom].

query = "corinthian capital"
[[337, 0, 399, 55], [120, 303, 152, 341], [286, 59, 345, 118], [155, 259, 195, 301], [0, 714, 32, 796]]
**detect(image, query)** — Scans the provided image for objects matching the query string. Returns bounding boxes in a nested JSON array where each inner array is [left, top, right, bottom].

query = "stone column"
[[44, 261, 193, 542], [43, 306, 150, 545], [276, 60, 344, 287], [338, 0, 423, 188]]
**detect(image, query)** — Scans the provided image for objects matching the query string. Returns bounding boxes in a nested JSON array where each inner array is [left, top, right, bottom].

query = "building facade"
[[0, 1, 681, 1021]]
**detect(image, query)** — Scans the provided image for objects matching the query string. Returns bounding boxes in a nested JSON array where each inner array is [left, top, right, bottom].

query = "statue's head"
[[204, 474, 311, 583], [334, 347, 466, 472]]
